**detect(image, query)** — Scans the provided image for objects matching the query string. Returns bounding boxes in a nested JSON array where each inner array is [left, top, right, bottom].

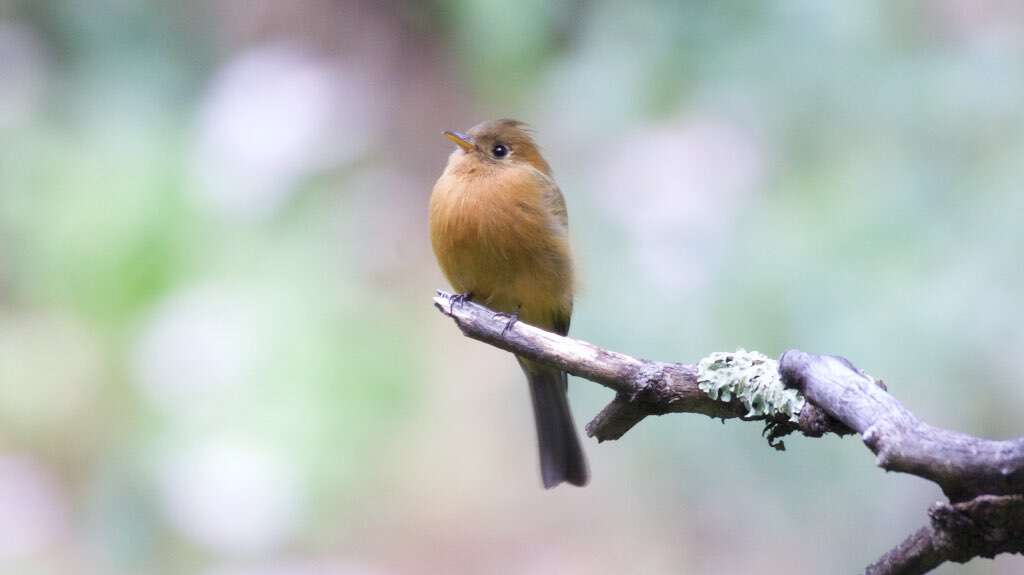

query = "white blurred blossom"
[[595, 115, 763, 291], [932, 0, 1024, 43], [159, 440, 302, 555], [191, 43, 380, 220], [0, 21, 48, 129], [0, 457, 69, 559], [133, 284, 254, 411]]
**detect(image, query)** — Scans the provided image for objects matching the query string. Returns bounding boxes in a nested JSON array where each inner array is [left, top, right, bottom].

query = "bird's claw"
[[493, 311, 520, 335], [448, 292, 472, 314]]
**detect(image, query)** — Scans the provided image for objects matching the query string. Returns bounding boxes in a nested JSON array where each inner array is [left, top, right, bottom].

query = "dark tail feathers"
[[522, 360, 589, 488]]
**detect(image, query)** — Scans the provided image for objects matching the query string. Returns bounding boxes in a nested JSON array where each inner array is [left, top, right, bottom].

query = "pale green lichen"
[[697, 349, 804, 422]]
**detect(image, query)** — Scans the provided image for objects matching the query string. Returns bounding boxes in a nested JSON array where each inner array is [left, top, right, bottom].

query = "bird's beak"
[[444, 130, 476, 152]]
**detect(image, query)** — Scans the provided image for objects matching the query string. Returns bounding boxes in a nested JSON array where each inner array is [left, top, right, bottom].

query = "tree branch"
[[779, 350, 1024, 502], [866, 495, 1024, 575], [432, 291, 1024, 574], [432, 292, 849, 444]]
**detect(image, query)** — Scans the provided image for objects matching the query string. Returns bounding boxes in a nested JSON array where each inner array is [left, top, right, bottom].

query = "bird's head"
[[443, 119, 552, 176]]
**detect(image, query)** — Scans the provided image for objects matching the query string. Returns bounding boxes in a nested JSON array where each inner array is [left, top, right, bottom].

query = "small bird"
[[429, 119, 588, 488]]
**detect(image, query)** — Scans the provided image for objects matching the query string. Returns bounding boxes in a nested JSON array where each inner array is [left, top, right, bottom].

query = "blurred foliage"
[[1, 1, 1023, 574]]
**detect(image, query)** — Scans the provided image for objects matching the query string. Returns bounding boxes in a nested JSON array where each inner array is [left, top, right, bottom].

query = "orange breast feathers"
[[429, 159, 574, 329]]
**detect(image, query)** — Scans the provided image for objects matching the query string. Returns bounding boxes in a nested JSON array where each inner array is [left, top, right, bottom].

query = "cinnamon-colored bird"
[[430, 119, 588, 488]]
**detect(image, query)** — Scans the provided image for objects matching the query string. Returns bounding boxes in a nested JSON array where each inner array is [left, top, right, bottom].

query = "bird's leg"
[[449, 292, 473, 314], [493, 305, 521, 336]]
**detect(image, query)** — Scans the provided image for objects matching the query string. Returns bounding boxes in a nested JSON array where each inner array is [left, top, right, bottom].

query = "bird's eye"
[[492, 144, 509, 158]]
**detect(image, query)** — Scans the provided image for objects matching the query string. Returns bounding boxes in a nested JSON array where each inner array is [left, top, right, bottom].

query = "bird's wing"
[[547, 187, 569, 232], [533, 170, 569, 234], [529, 169, 573, 336], [553, 306, 571, 336]]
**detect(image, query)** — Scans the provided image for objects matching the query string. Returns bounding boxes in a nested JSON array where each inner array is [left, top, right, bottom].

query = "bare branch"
[[431, 291, 1024, 574], [432, 291, 849, 443], [866, 495, 1024, 575], [779, 350, 1024, 502]]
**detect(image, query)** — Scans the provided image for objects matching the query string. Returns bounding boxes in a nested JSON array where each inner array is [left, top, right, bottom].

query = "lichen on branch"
[[697, 349, 804, 422]]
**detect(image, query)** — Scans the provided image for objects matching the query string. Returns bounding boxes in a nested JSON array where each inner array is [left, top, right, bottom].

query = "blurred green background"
[[1, 1, 1023, 573]]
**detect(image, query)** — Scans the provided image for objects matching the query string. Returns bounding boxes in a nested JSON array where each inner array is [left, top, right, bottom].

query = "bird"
[[429, 119, 588, 488]]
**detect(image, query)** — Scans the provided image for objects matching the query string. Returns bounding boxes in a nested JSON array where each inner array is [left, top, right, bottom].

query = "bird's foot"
[[448, 292, 473, 314], [493, 311, 520, 336]]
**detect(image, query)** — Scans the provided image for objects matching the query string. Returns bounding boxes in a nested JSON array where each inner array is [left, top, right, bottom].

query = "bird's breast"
[[429, 165, 572, 321]]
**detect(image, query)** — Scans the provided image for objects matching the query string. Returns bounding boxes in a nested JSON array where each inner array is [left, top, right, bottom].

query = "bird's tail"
[[519, 358, 589, 488]]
